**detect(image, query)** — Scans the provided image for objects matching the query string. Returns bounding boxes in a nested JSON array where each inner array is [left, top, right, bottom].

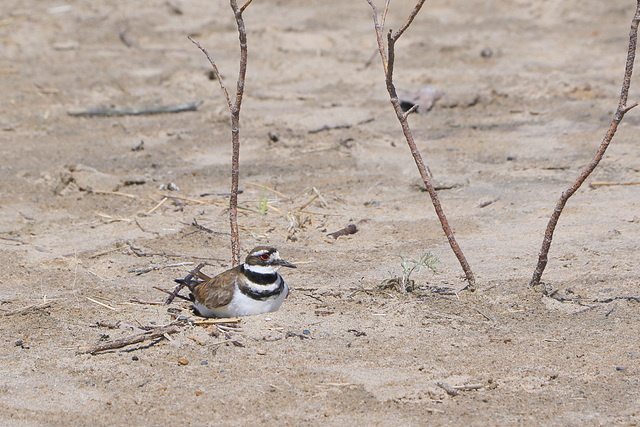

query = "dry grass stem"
[[194, 317, 241, 325], [97, 213, 132, 223], [146, 197, 168, 215], [86, 297, 117, 311], [92, 190, 137, 199]]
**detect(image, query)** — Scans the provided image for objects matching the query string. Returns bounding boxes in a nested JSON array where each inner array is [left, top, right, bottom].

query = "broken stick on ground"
[[67, 101, 203, 117], [77, 324, 181, 355]]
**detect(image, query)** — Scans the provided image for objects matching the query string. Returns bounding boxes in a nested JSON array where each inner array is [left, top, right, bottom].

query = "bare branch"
[[403, 103, 419, 119], [365, 0, 476, 289], [191, 1, 251, 265], [530, 3, 640, 287], [240, 0, 253, 13], [622, 101, 639, 114], [381, 0, 391, 29], [386, 29, 396, 88], [391, 0, 427, 41], [188, 36, 232, 110], [366, 0, 388, 72], [227, 0, 250, 265]]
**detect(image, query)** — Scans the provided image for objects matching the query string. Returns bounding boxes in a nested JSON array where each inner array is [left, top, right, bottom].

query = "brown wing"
[[194, 270, 212, 281], [191, 266, 240, 309]]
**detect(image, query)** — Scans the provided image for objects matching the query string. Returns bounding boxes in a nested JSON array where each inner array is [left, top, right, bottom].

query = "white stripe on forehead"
[[250, 248, 280, 258], [251, 249, 271, 256]]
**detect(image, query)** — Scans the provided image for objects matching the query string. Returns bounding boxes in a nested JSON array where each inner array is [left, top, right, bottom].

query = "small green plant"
[[399, 252, 439, 292], [257, 185, 268, 216], [379, 251, 439, 292]]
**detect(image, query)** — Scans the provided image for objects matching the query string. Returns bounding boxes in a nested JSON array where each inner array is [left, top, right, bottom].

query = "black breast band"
[[241, 268, 284, 301], [243, 268, 277, 285]]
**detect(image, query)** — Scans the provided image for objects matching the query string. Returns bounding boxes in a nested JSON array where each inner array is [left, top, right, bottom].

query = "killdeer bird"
[[175, 246, 296, 318]]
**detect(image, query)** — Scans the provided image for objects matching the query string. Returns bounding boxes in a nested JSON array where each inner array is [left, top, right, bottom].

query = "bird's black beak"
[[277, 259, 296, 268]]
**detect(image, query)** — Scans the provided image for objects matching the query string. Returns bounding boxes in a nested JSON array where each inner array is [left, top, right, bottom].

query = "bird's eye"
[[260, 253, 270, 261]]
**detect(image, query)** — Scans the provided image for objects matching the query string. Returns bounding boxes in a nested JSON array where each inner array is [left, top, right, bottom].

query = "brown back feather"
[[191, 265, 241, 309]]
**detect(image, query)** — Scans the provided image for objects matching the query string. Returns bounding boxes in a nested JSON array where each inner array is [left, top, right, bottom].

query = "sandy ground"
[[1, 0, 640, 425]]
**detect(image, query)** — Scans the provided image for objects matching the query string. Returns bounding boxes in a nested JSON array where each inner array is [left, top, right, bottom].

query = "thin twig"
[[188, 37, 231, 109], [162, 262, 206, 305], [366, 0, 475, 289], [128, 262, 194, 276], [220, 328, 244, 347], [154, 286, 193, 302], [240, 0, 253, 13], [135, 219, 159, 235], [530, 3, 640, 287], [403, 103, 419, 119], [391, 0, 426, 41], [366, 0, 388, 71]]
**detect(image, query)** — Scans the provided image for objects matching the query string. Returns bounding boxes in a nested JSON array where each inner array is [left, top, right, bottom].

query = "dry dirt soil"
[[2, 0, 640, 425]]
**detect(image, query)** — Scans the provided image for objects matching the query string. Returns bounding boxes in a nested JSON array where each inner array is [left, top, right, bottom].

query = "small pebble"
[[159, 182, 180, 191], [616, 366, 626, 371], [303, 329, 311, 335], [178, 358, 189, 365], [257, 349, 267, 355], [200, 361, 208, 365], [14, 340, 29, 349], [132, 355, 139, 361], [480, 47, 493, 58]]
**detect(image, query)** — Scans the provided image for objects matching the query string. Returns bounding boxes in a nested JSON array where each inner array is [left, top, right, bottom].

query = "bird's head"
[[244, 246, 296, 275]]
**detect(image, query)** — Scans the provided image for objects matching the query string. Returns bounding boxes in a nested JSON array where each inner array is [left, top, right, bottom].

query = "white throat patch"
[[244, 263, 281, 275]]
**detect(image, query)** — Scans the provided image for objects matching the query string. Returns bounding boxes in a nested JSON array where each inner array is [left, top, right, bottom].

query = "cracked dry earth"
[[1, 0, 640, 425]]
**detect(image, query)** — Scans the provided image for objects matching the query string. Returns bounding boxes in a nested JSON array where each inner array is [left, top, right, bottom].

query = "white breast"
[[194, 279, 289, 318]]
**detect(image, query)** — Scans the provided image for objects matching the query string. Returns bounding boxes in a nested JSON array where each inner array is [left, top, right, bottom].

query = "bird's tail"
[[174, 277, 200, 293]]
